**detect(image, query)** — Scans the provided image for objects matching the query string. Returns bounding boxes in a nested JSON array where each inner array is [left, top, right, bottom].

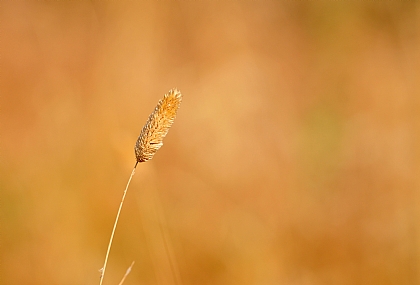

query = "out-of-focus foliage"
[[1, 1, 419, 285]]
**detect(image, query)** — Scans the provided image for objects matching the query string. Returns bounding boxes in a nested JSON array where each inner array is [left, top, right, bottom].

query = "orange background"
[[1, 1, 419, 285]]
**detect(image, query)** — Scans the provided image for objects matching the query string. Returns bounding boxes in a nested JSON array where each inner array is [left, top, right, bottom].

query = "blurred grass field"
[[1, 1, 420, 285]]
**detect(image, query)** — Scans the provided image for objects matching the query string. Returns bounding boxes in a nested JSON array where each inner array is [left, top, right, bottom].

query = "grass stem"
[[99, 162, 138, 285]]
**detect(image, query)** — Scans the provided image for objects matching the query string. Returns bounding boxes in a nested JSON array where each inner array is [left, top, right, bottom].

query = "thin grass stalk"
[[99, 163, 137, 285], [117, 261, 135, 285], [99, 88, 182, 285]]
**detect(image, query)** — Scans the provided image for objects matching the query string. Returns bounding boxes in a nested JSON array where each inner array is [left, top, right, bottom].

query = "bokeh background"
[[1, 1, 420, 285]]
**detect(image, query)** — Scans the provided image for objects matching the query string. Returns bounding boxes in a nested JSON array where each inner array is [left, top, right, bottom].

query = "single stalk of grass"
[[99, 88, 182, 285], [117, 261, 135, 285]]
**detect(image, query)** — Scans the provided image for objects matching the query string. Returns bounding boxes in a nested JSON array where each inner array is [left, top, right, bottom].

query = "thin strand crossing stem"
[[100, 162, 138, 285]]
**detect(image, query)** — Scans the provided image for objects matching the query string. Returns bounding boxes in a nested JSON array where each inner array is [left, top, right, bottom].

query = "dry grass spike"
[[99, 88, 182, 285], [135, 88, 182, 163]]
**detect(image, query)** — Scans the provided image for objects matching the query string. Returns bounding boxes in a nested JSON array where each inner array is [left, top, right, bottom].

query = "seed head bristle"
[[135, 88, 182, 163]]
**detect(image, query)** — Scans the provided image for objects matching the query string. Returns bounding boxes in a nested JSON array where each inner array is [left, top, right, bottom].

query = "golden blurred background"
[[1, 1, 420, 285]]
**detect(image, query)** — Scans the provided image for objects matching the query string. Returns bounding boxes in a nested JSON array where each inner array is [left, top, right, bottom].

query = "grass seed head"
[[135, 88, 182, 163]]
